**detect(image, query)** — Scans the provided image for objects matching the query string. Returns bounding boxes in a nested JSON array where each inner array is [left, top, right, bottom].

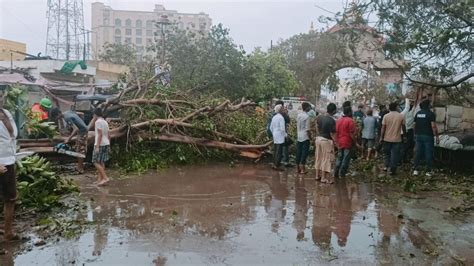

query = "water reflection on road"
[[9, 164, 460, 265]]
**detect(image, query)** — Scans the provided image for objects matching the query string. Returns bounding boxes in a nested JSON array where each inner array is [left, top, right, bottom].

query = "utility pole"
[[156, 15, 171, 63]]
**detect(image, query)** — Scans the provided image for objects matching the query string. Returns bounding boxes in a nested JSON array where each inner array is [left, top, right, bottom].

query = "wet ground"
[[2, 163, 473, 265]]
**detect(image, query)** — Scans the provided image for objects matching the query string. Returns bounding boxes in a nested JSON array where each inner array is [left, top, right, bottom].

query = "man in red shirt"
[[334, 106, 358, 178]]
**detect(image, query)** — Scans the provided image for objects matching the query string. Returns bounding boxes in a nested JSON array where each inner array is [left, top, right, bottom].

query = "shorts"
[[92, 145, 110, 164], [0, 164, 17, 201], [75, 133, 88, 154], [362, 138, 375, 149]]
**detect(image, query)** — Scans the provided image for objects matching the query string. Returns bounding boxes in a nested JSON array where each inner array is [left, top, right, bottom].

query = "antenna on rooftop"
[[45, 0, 86, 60]]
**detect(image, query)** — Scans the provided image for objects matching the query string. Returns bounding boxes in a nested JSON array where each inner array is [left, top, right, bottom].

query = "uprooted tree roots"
[[20, 72, 271, 159]]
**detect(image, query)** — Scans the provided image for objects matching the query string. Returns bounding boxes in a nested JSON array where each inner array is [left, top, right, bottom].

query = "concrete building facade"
[[0, 39, 27, 61], [91, 2, 212, 60]]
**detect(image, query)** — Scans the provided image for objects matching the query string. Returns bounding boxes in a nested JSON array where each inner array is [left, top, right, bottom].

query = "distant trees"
[[146, 23, 297, 100], [274, 31, 351, 101], [99, 43, 136, 65]]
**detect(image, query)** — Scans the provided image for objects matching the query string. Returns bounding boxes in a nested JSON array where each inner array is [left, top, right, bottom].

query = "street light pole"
[[156, 15, 171, 63]]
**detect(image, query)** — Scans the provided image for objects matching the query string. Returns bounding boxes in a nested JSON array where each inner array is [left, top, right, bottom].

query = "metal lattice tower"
[[45, 0, 85, 60]]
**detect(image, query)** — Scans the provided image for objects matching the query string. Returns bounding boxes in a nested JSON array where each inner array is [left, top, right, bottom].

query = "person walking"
[[315, 103, 337, 183], [270, 104, 287, 171], [334, 106, 358, 178], [361, 109, 377, 160], [0, 89, 18, 241], [413, 100, 439, 177], [50, 108, 89, 173], [380, 102, 406, 175], [296, 102, 312, 174], [92, 108, 111, 186]]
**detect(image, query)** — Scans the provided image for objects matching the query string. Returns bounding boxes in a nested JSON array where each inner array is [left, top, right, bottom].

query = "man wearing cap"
[[0, 89, 18, 241], [270, 104, 287, 171], [31, 98, 52, 122]]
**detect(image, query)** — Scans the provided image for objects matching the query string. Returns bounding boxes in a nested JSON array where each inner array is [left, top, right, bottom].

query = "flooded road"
[[4, 163, 474, 265]]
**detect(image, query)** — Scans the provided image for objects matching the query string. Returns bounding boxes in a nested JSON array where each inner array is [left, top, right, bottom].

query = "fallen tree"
[[19, 71, 271, 160]]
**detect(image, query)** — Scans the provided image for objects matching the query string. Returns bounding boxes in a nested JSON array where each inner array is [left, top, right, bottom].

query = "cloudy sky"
[[0, 0, 348, 55]]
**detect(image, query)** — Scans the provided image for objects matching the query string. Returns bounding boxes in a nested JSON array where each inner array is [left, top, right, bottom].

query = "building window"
[[125, 37, 131, 44], [114, 37, 121, 44], [115, 19, 121, 27], [146, 20, 153, 29], [103, 18, 109, 25], [136, 46, 143, 53], [125, 28, 132, 35], [136, 38, 142, 45], [136, 20, 142, 28], [146, 30, 153, 36], [115, 28, 121, 35], [136, 29, 142, 36], [126, 19, 132, 27]]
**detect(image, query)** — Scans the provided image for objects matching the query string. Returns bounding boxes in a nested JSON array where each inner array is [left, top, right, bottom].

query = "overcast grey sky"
[[1, 0, 348, 55]]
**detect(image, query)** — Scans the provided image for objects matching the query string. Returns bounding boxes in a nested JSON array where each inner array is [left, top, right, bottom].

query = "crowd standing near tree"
[[265, 95, 443, 187]]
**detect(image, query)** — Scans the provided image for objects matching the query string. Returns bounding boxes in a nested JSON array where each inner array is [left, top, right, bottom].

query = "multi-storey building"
[[91, 2, 212, 60]]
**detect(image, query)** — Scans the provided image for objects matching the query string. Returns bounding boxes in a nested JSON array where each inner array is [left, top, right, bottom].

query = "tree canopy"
[[147, 23, 297, 100], [99, 43, 136, 66], [343, 0, 473, 88]]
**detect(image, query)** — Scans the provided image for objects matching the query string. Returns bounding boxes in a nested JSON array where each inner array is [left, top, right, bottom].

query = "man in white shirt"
[[296, 102, 312, 174], [0, 89, 18, 240], [270, 104, 286, 171], [92, 108, 111, 186]]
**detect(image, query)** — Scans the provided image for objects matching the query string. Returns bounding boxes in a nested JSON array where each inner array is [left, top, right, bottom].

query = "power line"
[[314, 4, 338, 15]]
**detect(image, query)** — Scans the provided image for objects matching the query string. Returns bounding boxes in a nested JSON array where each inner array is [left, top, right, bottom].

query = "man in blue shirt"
[[51, 108, 89, 173]]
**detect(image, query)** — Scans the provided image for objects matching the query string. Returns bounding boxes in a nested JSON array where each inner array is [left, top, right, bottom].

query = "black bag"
[[285, 136, 294, 146]]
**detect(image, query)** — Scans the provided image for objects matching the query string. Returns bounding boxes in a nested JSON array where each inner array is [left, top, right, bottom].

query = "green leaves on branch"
[[16, 155, 78, 211]]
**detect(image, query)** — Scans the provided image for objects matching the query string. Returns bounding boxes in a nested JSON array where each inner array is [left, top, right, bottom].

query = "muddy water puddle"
[[4, 164, 474, 265]]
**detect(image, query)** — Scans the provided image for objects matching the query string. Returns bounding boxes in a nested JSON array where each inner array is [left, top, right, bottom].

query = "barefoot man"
[[92, 108, 110, 186], [0, 89, 18, 240]]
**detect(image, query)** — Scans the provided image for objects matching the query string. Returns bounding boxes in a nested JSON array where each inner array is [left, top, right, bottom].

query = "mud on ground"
[[0, 162, 473, 265]]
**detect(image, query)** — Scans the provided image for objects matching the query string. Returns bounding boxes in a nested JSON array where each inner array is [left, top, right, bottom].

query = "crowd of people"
[[0, 90, 111, 241], [268, 97, 440, 184]]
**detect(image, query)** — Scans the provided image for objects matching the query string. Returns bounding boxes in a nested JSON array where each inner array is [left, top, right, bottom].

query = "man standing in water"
[[0, 89, 18, 240], [315, 103, 337, 183], [92, 108, 111, 186], [380, 102, 406, 175], [296, 102, 312, 174], [270, 104, 286, 171], [334, 106, 358, 178]]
